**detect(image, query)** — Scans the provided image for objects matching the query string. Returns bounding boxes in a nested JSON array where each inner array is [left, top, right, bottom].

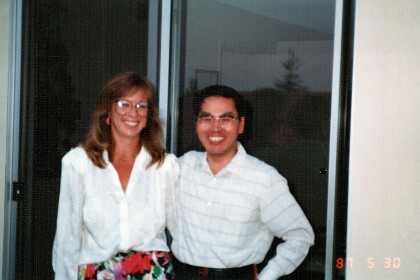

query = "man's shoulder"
[[179, 150, 204, 164], [237, 152, 288, 185], [243, 152, 278, 172], [237, 144, 279, 173]]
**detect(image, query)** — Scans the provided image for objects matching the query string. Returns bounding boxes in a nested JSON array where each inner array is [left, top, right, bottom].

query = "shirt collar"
[[226, 142, 247, 173], [199, 142, 247, 175], [103, 147, 149, 167]]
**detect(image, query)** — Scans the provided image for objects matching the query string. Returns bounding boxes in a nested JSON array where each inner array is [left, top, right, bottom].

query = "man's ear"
[[238, 116, 245, 134]]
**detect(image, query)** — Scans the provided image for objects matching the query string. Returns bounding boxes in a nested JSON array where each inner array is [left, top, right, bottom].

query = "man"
[[171, 85, 314, 280]]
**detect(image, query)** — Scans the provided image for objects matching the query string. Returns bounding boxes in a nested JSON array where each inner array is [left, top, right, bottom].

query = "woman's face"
[[109, 87, 148, 142]]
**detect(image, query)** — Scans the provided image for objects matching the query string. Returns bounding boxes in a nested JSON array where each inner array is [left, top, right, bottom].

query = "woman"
[[52, 72, 178, 280]]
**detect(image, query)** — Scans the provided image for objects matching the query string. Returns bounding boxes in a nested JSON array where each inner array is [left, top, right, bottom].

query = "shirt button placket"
[[207, 177, 218, 206], [120, 200, 129, 249]]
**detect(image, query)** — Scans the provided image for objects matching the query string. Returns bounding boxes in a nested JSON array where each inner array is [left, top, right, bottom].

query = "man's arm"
[[258, 175, 315, 280]]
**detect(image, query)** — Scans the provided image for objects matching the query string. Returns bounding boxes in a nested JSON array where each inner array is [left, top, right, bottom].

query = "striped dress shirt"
[[171, 143, 314, 280]]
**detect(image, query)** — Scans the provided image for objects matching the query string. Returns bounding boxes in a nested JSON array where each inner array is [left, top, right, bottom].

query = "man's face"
[[196, 96, 244, 161]]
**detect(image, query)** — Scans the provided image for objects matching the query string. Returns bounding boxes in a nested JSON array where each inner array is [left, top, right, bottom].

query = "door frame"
[[4, 0, 349, 278], [3, 0, 22, 279], [3, 0, 165, 278]]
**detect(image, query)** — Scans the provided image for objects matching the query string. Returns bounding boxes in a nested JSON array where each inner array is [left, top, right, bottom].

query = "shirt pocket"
[[216, 194, 260, 247]]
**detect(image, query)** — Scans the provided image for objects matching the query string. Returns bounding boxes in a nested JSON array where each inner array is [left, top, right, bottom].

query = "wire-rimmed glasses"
[[197, 114, 240, 129], [115, 100, 148, 116]]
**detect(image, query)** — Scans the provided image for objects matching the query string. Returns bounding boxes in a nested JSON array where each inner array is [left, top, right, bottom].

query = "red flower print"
[[85, 264, 96, 278], [122, 252, 151, 275], [137, 253, 152, 274]]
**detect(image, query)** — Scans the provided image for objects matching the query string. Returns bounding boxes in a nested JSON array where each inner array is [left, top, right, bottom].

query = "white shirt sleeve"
[[258, 175, 315, 280], [52, 152, 84, 280], [164, 154, 180, 235]]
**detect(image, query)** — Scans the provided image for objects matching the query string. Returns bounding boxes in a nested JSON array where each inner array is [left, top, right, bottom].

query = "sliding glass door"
[[9, 0, 347, 279], [16, 1, 156, 278], [169, 0, 343, 278]]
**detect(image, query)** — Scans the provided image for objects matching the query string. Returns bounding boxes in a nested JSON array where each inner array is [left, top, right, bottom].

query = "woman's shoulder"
[[164, 153, 178, 163], [161, 153, 179, 169], [62, 146, 90, 169]]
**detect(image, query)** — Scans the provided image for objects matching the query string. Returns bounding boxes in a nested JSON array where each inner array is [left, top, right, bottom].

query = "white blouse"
[[52, 147, 179, 280]]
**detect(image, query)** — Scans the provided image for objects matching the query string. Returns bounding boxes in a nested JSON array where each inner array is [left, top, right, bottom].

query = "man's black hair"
[[193, 85, 248, 118]]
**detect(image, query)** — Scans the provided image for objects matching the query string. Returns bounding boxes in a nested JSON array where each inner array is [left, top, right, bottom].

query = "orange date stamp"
[[335, 257, 401, 269]]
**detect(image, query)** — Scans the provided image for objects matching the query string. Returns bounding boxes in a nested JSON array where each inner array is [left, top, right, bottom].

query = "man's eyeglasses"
[[115, 100, 148, 116], [197, 114, 240, 128]]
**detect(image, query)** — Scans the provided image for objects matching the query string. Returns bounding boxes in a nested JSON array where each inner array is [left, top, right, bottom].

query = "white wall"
[[347, 0, 420, 279], [0, 0, 10, 277]]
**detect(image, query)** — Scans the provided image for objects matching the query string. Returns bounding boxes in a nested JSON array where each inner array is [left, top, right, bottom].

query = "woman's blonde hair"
[[84, 72, 166, 168]]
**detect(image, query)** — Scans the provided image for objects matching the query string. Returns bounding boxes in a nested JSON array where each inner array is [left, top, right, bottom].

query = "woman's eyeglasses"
[[115, 100, 148, 116]]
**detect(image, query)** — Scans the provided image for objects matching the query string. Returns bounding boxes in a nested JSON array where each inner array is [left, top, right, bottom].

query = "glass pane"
[[174, 0, 336, 278], [18, 0, 151, 278]]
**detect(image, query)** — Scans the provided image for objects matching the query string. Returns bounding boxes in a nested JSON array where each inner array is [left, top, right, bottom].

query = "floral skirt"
[[78, 251, 174, 280]]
